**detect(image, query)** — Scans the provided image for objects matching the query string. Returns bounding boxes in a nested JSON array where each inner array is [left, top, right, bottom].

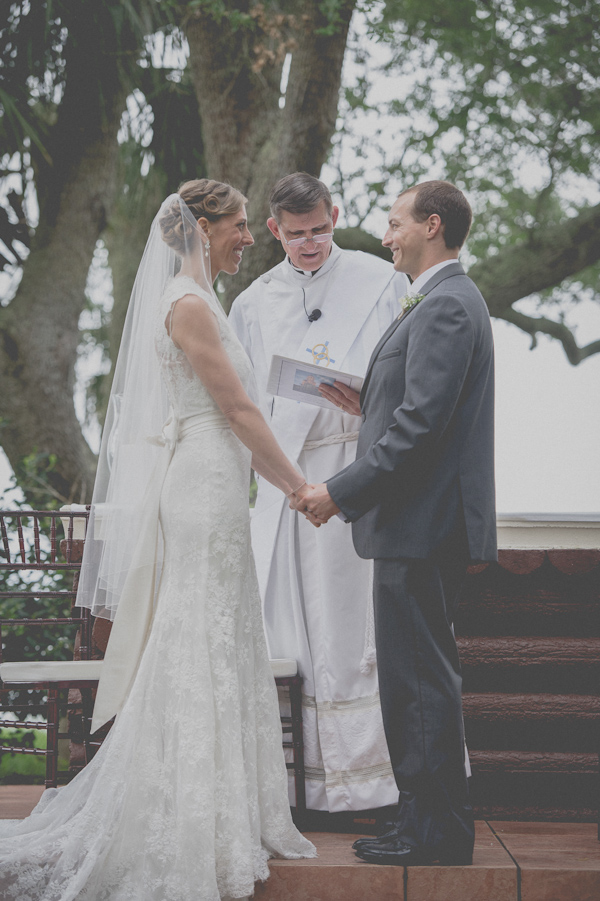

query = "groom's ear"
[[267, 217, 282, 241], [426, 214, 443, 241]]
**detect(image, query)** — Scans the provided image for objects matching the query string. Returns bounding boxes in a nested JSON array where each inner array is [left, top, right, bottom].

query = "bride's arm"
[[169, 294, 307, 498]]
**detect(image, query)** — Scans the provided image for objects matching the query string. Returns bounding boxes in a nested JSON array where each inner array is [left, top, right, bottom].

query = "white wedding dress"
[[0, 276, 315, 900]]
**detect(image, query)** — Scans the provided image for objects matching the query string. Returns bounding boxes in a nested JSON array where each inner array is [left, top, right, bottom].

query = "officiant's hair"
[[402, 181, 472, 249], [269, 172, 333, 222], [160, 179, 247, 255]]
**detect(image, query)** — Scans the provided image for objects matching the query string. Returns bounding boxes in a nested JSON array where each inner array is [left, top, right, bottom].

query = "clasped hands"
[[285, 381, 358, 526], [287, 482, 340, 527]]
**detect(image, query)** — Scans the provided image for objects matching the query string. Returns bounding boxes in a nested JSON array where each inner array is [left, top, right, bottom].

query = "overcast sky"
[[492, 305, 599, 514]]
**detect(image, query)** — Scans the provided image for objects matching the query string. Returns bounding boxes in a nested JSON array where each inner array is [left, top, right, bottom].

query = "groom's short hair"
[[402, 181, 472, 249], [270, 172, 333, 222]]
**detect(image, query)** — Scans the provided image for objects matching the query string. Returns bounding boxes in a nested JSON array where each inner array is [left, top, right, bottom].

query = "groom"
[[294, 181, 497, 866]]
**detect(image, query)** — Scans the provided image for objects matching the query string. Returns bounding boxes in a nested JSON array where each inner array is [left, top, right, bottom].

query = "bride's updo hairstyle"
[[160, 178, 248, 255]]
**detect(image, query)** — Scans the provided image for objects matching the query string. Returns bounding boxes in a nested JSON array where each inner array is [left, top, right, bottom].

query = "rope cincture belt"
[[303, 431, 359, 451]]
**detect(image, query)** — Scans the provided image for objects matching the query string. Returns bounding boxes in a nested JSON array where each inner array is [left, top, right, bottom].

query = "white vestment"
[[229, 244, 410, 811]]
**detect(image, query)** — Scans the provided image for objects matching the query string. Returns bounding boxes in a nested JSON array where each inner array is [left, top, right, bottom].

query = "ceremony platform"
[[2, 786, 599, 901]]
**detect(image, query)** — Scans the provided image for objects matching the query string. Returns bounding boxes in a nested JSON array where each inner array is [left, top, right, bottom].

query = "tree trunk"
[[0, 13, 136, 504], [185, 0, 357, 310]]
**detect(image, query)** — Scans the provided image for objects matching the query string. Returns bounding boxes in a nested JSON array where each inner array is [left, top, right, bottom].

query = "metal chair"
[[0, 508, 101, 787]]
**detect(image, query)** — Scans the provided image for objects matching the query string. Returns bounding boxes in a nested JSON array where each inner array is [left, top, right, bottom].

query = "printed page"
[[267, 355, 364, 409]]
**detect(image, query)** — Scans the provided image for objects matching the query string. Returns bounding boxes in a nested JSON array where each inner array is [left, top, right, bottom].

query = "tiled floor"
[[0, 784, 45, 819], [2, 786, 599, 900], [490, 821, 600, 901]]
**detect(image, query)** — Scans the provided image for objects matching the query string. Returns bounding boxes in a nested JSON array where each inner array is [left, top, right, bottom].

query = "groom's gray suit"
[[327, 261, 496, 856]]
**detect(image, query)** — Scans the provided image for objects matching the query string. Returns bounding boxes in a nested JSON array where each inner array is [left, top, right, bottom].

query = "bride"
[[0, 180, 316, 900]]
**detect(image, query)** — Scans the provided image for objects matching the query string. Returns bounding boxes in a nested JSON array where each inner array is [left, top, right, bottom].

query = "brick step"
[[459, 637, 600, 667], [455, 594, 600, 636], [464, 692, 600, 722], [476, 549, 600, 576], [459, 637, 600, 692], [468, 751, 598, 820], [456, 559, 600, 636], [463, 693, 600, 751], [469, 750, 598, 774], [473, 802, 598, 823], [471, 773, 598, 822]]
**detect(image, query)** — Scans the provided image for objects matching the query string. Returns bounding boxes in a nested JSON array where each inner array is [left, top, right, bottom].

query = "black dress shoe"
[[354, 835, 473, 867], [353, 791, 418, 851], [352, 823, 399, 851]]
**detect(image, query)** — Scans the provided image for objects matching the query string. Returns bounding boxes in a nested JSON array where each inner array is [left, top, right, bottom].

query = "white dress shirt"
[[410, 258, 459, 295]]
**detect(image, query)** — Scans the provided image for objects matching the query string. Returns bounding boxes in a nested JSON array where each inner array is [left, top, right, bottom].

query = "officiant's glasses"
[[281, 231, 334, 248]]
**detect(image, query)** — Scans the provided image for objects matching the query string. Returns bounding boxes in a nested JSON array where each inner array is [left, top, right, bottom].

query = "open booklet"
[[266, 354, 364, 410]]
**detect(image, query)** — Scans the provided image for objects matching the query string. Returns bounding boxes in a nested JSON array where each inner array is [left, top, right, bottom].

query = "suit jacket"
[[327, 262, 497, 562]]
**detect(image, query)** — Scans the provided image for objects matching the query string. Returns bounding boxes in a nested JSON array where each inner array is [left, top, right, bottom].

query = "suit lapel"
[[359, 261, 466, 405], [360, 302, 419, 403]]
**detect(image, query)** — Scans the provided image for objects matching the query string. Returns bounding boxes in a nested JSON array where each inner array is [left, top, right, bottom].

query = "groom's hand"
[[318, 381, 361, 416], [291, 483, 340, 524], [290, 483, 321, 527]]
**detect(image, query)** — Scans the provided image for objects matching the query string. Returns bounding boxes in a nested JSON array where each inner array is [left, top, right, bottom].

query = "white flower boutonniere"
[[397, 292, 425, 319]]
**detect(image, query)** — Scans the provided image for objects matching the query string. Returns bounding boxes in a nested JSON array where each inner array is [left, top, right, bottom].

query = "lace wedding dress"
[[0, 277, 315, 901]]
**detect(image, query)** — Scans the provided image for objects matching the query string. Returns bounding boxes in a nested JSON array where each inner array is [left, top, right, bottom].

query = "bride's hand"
[[293, 483, 339, 524], [287, 483, 321, 527]]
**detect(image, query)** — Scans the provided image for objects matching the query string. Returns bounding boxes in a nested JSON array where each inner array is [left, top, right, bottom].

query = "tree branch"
[[498, 307, 600, 366], [333, 226, 389, 258], [469, 203, 600, 316]]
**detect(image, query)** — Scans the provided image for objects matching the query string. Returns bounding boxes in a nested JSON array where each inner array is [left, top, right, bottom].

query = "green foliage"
[[4, 451, 64, 510], [0, 726, 50, 783], [0, 0, 59, 163], [186, 0, 256, 29], [328, 0, 600, 335], [0, 570, 75, 663], [314, 0, 357, 35], [368, 0, 600, 206]]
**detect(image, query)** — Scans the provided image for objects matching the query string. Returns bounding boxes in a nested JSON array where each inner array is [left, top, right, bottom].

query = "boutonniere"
[[397, 293, 425, 319]]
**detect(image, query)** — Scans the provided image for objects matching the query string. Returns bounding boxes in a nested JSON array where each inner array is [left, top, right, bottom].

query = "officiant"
[[229, 173, 408, 813]]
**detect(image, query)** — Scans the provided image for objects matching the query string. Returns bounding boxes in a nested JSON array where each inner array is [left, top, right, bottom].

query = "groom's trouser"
[[373, 544, 471, 844]]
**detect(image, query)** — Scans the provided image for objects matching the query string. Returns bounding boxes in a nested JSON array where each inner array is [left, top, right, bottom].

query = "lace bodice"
[[155, 276, 255, 422]]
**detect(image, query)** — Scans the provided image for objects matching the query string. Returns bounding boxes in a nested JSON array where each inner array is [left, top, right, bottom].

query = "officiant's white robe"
[[229, 244, 409, 811]]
